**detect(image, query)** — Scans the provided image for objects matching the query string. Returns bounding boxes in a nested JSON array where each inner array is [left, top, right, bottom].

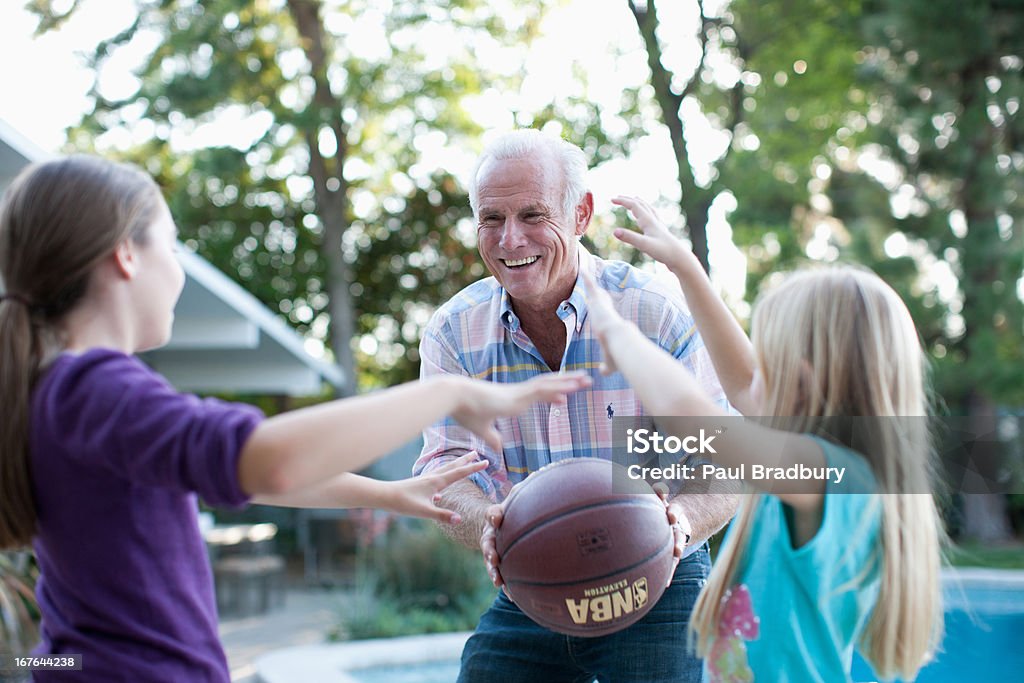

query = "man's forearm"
[[671, 479, 742, 547], [434, 479, 494, 549]]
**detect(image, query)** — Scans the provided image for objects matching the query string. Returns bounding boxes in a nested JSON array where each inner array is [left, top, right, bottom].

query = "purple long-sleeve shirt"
[[29, 348, 262, 682]]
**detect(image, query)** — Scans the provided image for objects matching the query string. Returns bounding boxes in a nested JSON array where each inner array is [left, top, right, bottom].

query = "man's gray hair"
[[468, 129, 589, 221]]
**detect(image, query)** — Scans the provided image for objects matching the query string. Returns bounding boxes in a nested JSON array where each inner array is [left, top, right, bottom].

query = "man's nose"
[[498, 219, 529, 251]]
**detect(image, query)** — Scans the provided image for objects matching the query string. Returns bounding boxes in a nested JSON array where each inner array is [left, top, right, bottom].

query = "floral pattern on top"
[[708, 584, 760, 683]]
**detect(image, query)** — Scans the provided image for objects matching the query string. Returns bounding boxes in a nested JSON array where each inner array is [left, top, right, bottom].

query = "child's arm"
[[582, 269, 825, 511], [238, 373, 591, 498], [611, 196, 759, 415], [251, 452, 487, 524]]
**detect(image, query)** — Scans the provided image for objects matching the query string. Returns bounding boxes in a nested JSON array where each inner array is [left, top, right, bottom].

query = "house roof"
[[0, 117, 344, 395]]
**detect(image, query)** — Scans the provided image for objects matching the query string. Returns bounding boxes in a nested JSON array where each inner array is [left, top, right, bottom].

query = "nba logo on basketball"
[[631, 577, 648, 609], [564, 576, 651, 625]]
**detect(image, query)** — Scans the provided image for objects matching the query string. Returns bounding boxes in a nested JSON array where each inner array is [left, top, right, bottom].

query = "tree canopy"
[[26, 0, 1024, 539]]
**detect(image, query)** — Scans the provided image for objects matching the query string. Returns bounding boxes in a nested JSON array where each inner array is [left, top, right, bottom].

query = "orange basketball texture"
[[495, 458, 674, 637]]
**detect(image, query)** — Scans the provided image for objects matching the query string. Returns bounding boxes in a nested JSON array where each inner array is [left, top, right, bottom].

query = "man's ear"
[[112, 239, 138, 280], [574, 191, 594, 237]]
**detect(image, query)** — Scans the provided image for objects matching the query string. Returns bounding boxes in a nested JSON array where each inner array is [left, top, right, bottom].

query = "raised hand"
[[451, 373, 592, 453], [385, 452, 489, 524], [611, 195, 692, 271]]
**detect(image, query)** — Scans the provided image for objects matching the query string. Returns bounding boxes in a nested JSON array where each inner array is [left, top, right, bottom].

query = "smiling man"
[[413, 130, 739, 682]]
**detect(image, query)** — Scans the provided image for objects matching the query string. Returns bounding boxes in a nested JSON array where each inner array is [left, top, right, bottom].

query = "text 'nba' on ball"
[[625, 428, 718, 455]]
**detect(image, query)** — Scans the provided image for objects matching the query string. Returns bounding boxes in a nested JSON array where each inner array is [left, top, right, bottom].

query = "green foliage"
[[336, 589, 485, 640], [0, 551, 39, 679], [332, 522, 493, 640], [28, 0, 546, 390], [948, 541, 1024, 570], [719, 0, 1024, 539]]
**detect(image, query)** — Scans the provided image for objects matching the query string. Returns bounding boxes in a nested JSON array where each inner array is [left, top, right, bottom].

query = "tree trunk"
[[287, 0, 355, 396], [960, 391, 1013, 541], [627, 0, 740, 274], [683, 195, 712, 274], [954, 66, 1012, 542]]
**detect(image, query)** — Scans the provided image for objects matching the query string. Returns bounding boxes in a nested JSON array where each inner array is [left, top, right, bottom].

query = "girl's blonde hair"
[[0, 156, 162, 549], [689, 266, 944, 680]]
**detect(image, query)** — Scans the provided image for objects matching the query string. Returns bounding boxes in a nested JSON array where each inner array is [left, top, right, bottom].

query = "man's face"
[[475, 152, 588, 310]]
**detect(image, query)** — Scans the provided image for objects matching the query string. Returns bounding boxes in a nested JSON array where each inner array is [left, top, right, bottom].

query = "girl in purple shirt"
[[0, 155, 588, 681]]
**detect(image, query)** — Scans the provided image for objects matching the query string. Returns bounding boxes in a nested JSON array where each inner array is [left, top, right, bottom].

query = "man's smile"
[[501, 255, 541, 268]]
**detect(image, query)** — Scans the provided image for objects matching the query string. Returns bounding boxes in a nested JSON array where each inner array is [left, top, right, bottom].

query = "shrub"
[[332, 521, 494, 640]]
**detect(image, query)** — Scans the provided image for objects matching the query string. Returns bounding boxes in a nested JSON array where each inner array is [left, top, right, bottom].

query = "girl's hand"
[[611, 195, 692, 270], [451, 373, 593, 453], [581, 268, 629, 376], [384, 451, 489, 523]]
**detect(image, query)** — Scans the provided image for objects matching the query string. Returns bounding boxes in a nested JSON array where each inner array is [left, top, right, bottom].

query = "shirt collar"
[[498, 243, 597, 335]]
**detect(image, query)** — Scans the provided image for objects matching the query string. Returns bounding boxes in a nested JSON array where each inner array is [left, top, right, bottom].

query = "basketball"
[[495, 458, 675, 637]]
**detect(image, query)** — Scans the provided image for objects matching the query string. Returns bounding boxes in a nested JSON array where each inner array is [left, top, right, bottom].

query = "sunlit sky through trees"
[[1, 0, 966, 340]]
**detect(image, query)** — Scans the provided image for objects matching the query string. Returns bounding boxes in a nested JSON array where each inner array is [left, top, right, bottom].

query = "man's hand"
[[479, 502, 507, 588], [654, 483, 692, 587]]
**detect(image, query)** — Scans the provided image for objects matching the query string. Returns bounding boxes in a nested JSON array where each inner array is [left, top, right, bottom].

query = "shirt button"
[[553, 408, 562, 416]]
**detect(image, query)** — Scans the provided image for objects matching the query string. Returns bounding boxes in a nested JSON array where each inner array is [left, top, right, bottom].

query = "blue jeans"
[[458, 545, 711, 683]]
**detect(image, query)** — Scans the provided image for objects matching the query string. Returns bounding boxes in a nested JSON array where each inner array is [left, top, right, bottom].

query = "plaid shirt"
[[414, 246, 726, 502]]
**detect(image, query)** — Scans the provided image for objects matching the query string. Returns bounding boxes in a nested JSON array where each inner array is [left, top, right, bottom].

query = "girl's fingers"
[[439, 509, 462, 525], [524, 372, 591, 396], [433, 450, 480, 474], [633, 195, 658, 221], [613, 227, 654, 251], [418, 494, 461, 525], [432, 459, 489, 488], [612, 195, 656, 228], [611, 195, 639, 212], [530, 376, 592, 402]]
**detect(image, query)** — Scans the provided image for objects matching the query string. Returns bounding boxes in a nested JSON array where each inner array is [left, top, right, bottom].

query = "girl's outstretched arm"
[[611, 195, 759, 415], [583, 269, 825, 511], [251, 452, 488, 524], [238, 372, 591, 498]]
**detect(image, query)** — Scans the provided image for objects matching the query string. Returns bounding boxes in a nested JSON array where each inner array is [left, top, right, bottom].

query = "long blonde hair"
[[689, 266, 944, 680]]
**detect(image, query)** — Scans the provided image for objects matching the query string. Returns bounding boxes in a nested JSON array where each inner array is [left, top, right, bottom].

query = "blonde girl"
[[582, 195, 943, 682], [0, 155, 589, 682]]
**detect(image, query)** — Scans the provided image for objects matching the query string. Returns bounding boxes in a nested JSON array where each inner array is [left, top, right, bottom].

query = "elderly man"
[[413, 130, 738, 682]]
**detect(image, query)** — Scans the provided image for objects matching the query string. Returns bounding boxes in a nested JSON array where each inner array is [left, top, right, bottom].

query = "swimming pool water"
[[354, 660, 460, 683], [353, 584, 1024, 683], [853, 585, 1024, 682]]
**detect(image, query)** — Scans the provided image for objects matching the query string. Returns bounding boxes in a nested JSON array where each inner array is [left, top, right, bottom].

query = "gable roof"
[[0, 117, 344, 395]]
